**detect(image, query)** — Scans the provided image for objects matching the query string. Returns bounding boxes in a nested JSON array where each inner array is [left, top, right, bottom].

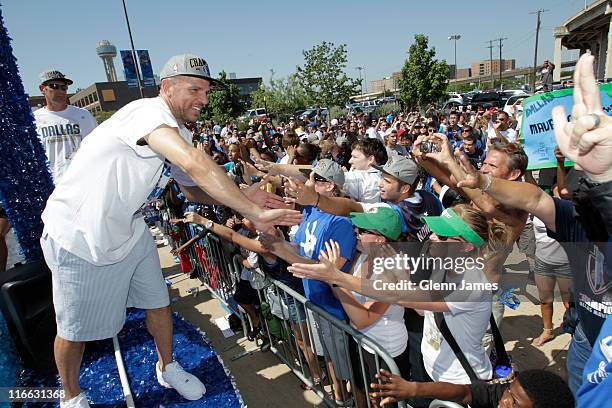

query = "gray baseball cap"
[[39, 69, 73, 85], [159, 53, 222, 86], [375, 154, 418, 184], [300, 159, 345, 188]]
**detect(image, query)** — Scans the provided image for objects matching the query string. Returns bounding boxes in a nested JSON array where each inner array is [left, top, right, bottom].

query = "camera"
[[420, 141, 439, 153]]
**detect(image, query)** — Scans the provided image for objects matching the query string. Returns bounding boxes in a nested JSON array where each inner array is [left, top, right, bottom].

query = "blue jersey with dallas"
[[294, 206, 357, 321]]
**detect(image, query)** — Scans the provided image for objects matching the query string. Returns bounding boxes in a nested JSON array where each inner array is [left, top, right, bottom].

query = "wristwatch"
[[204, 219, 214, 230]]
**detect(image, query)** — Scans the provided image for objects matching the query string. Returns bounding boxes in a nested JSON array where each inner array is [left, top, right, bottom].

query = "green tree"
[[250, 72, 310, 118], [199, 70, 244, 124], [398, 34, 449, 109], [93, 110, 115, 123], [295, 41, 360, 110]]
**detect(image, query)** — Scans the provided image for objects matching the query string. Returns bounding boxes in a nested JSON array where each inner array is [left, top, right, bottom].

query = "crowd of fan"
[[155, 75, 603, 408]]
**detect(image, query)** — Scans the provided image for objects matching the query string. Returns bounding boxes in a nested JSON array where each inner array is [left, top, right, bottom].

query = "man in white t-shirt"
[[385, 129, 408, 157], [34, 70, 97, 183], [343, 138, 387, 203], [366, 119, 382, 141], [377, 119, 390, 141], [485, 110, 517, 142], [40, 54, 300, 408]]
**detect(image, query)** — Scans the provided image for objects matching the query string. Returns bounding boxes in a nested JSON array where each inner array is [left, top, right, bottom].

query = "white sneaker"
[[156, 361, 206, 400], [60, 392, 90, 408]]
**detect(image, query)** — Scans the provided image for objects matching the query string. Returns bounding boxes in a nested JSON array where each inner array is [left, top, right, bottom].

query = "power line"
[[495, 37, 508, 88], [503, 33, 536, 56], [486, 40, 495, 87], [530, 9, 549, 91]]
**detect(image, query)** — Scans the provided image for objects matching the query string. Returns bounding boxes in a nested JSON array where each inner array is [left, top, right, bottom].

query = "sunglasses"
[[436, 235, 464, 242], [354, 227, 383, 237], [313, 174, 330, 183], [46, 83, 68, 91]]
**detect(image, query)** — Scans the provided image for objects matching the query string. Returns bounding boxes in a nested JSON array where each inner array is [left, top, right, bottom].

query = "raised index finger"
[[577, 54, 603, 114]]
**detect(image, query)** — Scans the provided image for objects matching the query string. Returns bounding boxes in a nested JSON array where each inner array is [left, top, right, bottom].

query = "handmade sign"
[[521, 83, 612, 170]]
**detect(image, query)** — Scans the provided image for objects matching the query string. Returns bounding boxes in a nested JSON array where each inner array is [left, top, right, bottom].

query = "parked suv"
[[299, 108, 328, 122], [469, 91, 503, 109], [241, 108, 268, 123]]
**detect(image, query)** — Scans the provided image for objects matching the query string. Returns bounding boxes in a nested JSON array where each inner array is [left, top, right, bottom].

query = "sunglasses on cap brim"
[[45, 83, 69, 90], [313, 174, 330, 183]]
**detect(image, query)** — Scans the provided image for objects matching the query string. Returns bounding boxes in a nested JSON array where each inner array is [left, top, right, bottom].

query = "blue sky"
[[3, 0, 590, 96]]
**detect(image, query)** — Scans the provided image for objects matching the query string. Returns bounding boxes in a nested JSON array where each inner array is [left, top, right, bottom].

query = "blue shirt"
[[455, 141, 486, 169], [577, 315, 612, 407], [388, 190, 443, 242], [445, 127, 462, 147], [294, 206, 357, 321]]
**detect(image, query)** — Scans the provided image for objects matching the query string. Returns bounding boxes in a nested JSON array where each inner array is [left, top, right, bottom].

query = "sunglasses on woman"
[[436, 235, 465, 242], [313, 174, 330, 183]]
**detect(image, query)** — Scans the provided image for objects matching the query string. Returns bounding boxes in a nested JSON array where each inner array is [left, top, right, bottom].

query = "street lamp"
[[448, 35, 461, 79], [122, 0, 144, 99], [356, 66, 364, 97]]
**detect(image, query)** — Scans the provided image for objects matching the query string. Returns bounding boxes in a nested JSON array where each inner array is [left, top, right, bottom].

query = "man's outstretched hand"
[[552, 53, 612, 182], [244, 176, 290, 209], [252, 208, 302, 233]]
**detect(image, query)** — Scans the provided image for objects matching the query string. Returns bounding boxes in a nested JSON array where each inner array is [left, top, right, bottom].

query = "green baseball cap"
[[422, 208, 485, 247], [350, 207, 402, 240], [159, 53, 222, 87]]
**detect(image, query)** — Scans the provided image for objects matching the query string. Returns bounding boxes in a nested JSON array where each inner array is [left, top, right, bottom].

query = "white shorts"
[[41, 231, 170, 342]]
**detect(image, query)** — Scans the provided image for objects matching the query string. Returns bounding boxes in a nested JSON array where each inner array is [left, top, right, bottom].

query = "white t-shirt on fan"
[[351, 253, 407, 357], [42, 97, 192, 265], [486, 121, 517, 143], [34, 105, 97, 182], [421, 267, 493, 384]]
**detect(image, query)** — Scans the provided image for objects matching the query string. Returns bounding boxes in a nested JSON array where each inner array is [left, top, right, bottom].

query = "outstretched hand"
[[287, 239, 344, 283], [252, 208, 302, 233], [183, 212, 206, 225], [284, 175, 318, 206], [454, 149, 485, 190], [259, 227, 290, 256], [320, 240, 341, 265], [369, 369, 417, 406], [412, 133, 455, 167], [551, 54, 612, 182], [244, 176, 290, 209]]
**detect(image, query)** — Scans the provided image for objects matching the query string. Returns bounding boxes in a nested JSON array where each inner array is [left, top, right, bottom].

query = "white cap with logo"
[[159, 53, 222, 87]]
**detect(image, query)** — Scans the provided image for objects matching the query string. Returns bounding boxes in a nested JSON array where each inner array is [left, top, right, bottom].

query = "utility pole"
[[486, 40, 495, 88], [530, 9, 549, 92], [448, 35, 461, 85], [356, 66, 364, 97], [496, 37, 508, 89]]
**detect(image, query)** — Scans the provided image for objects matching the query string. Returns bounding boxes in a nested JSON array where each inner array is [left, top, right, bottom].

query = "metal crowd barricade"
[[255, 277, 410, 408], [175, 227, 256, 356], [163, 224, 410, 408]]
